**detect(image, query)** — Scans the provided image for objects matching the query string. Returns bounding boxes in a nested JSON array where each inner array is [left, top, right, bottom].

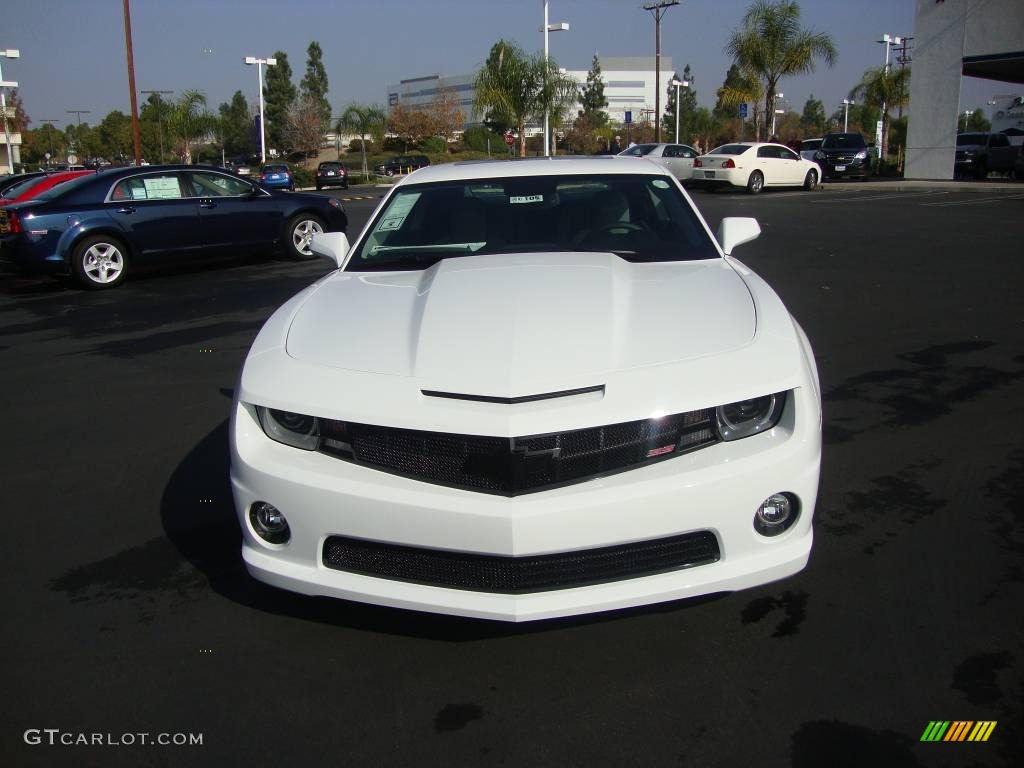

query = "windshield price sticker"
[[510, 194, 544, 204], [379, 218, 404, 231]]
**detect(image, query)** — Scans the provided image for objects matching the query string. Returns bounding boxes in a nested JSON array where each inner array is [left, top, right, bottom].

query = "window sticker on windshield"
[[652, 179, 670, 189], [143, 177, 180, 199], [375, 192, 420, 232], [510, 194, 543, 204]]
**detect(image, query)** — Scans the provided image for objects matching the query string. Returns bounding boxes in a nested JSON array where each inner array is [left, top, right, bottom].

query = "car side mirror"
[[716, 217, 761, 256], [310, 232, 350, 269]]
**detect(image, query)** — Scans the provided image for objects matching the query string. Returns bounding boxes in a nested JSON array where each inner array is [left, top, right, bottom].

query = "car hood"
[[284, 252, 755, 397]]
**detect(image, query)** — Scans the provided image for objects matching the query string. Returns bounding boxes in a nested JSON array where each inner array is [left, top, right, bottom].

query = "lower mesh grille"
[[322, 531, 721, 593]]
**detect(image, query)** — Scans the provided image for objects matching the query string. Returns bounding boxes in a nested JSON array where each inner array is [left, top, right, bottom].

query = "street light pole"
[[841, 99, 854, 132], [141, 90, 173, 163], [245, 56, 277, 164], [40, 119, 58, 163], [0, 48, 20, 174], [643, 0, 679, 144], [877, 34, 901, 158], [671, 78, 689, 144], [770, 92, 784, 137], [542, 2, 569, 157]]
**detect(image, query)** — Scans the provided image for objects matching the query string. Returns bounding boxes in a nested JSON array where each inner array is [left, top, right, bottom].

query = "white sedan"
[[230, 157, 821, 622], [618, 142, 700, 180], [692, 142, 822, 193]]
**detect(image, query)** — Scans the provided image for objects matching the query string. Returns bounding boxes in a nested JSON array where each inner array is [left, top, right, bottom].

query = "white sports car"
[[230, 157, 822, 622], [693, 142, 822, 193]]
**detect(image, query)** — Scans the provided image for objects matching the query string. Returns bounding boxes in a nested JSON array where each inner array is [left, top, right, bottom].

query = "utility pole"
[[643, 0, 679, 144], [141, 90, 173, 163], [893, 36, 913, 120], [66, 110, 90, 158], [122, 0, 142, 165]]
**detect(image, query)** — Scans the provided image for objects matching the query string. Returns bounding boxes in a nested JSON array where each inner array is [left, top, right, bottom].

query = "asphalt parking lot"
[[2, 185, 1022, 768]]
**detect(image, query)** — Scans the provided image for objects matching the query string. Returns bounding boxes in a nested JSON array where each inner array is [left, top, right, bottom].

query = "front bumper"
[[230, 387, 820, 622], [820, 157, 870, 177]]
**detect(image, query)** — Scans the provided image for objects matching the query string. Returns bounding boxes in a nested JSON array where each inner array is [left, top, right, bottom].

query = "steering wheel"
[[576, 222, 646, 246]]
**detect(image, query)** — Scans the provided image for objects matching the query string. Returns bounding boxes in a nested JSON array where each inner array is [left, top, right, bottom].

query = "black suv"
[[815, 133, 871, 180], [374, 155, 430, 177], [315, 161, 349, 190], [954, 132, 1019, 179]]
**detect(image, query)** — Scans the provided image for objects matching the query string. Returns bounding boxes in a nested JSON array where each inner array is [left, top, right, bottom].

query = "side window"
[[188, 171, 254, 197], [110, 173, 184, 201], [662, 146, 678, 158], [757, 146, 778, 159], [681, 147, 695, 158], [779, 147, 799, 161]]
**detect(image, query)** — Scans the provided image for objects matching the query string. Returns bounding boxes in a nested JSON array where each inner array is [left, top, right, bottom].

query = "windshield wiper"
[[369, 242, 484, 255]]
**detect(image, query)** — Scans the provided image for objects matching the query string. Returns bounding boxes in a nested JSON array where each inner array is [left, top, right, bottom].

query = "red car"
[[0, 171, 94, 206]]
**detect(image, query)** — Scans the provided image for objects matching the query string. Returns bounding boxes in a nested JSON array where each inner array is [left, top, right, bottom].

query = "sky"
[[2, 0, 1006, 130]]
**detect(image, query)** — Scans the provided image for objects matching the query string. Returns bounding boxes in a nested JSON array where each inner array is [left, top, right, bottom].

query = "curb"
[[818, 179, 1022, 192]]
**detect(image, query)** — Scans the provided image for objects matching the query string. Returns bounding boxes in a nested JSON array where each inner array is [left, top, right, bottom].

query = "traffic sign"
[[739, 103, 748, 119], [624, 111, 632, 124], [504, 133, 514, 146]]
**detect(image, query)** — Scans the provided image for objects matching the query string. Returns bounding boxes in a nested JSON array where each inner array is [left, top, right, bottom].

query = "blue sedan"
[[0, 165, 347, 289], [259, 163, 295, 191]]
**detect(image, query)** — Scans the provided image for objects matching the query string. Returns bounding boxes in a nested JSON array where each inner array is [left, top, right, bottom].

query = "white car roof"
[[395, 156, 674, 185]]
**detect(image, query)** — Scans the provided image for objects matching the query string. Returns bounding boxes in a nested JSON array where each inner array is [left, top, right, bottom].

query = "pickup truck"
[[954, 132, 1019, 178]]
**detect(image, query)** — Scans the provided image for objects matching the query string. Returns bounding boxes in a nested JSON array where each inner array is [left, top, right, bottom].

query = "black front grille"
[[322, 531, 721, 593], [318, 409, 718, 496]]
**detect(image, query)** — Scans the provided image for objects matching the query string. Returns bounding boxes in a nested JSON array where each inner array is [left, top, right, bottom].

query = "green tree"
[[714, 63, 761, 139], [98, 110, 131, 160], [218, 90, 253, 158], [478, 40, 517, 134], [473, 40, 575, 157], [167, 90, 217, 164], [725, 0, 837, 141], [800, 94, 826, 136], [579, 54, 609, 128], [264, 50, 296, 153], [850, 64, 910, 157], [300, 41, 331, 129], [663, 64, 696, 142], [338, 103, 386, 180], [964, 108, 991, 132]]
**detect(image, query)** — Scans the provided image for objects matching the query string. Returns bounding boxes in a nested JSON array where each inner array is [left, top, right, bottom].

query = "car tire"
[[316, 184, 322, 191], [746, 171, 764, 194], [803, 169, 818, 191], [285, 214, 325, 261], [71, 234, 129, 290], [385, 169, 395, 177]]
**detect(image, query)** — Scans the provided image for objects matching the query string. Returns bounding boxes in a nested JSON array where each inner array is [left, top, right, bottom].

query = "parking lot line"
[[920, 193, 1024, 207], [810, 190, 951, 204]]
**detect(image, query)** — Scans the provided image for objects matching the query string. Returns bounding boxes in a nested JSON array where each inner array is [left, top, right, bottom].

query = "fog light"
[[754, 493, 798, 536], [250, 502, 290, 544]]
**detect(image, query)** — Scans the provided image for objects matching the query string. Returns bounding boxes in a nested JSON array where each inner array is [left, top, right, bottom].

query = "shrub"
[[461, 125, 504, 153], [348, 138, 373, 154], [420, 136, 447, 154]]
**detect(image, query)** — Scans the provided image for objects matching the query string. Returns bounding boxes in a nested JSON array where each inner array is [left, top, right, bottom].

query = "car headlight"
[[716, 392, 787, 441], [814, 151, 825, 161], [257, 407, 320, 450], [855, 150, 868, 159], [328, 198, 344, 210]]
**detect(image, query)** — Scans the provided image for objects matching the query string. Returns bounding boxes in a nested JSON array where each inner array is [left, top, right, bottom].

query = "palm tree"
[[850, 65, 910, 159], [537, 58, 579, 155], [167, 90, 217, 165], [474, 41, 536, 158], [338, 103, 386, 181], [725, 0, 836, 141]]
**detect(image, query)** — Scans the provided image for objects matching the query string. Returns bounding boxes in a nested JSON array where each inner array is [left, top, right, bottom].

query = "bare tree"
[[285, 95, 325, 165], [425, 87, 463, 151], [388, 102, 432, 153]]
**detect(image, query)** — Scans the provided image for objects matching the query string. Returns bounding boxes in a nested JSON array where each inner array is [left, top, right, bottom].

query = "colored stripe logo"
[[920, 721, 996, 742]]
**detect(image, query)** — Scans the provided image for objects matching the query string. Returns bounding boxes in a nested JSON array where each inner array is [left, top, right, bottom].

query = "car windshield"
[[34, 175, 95, 201], [349, 173, 719, 271], [2, 177, 44, 199], [821, 133, 867, 149], [801, 139, 822, 150], [708, 144, 750, 155], [619, 144, 658, 156], [956, 133, 987, 146]]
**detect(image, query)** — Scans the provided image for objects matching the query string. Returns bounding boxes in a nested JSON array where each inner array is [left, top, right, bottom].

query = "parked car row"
[[621, 141, 822, 193], [0, 164, 347, 290]]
